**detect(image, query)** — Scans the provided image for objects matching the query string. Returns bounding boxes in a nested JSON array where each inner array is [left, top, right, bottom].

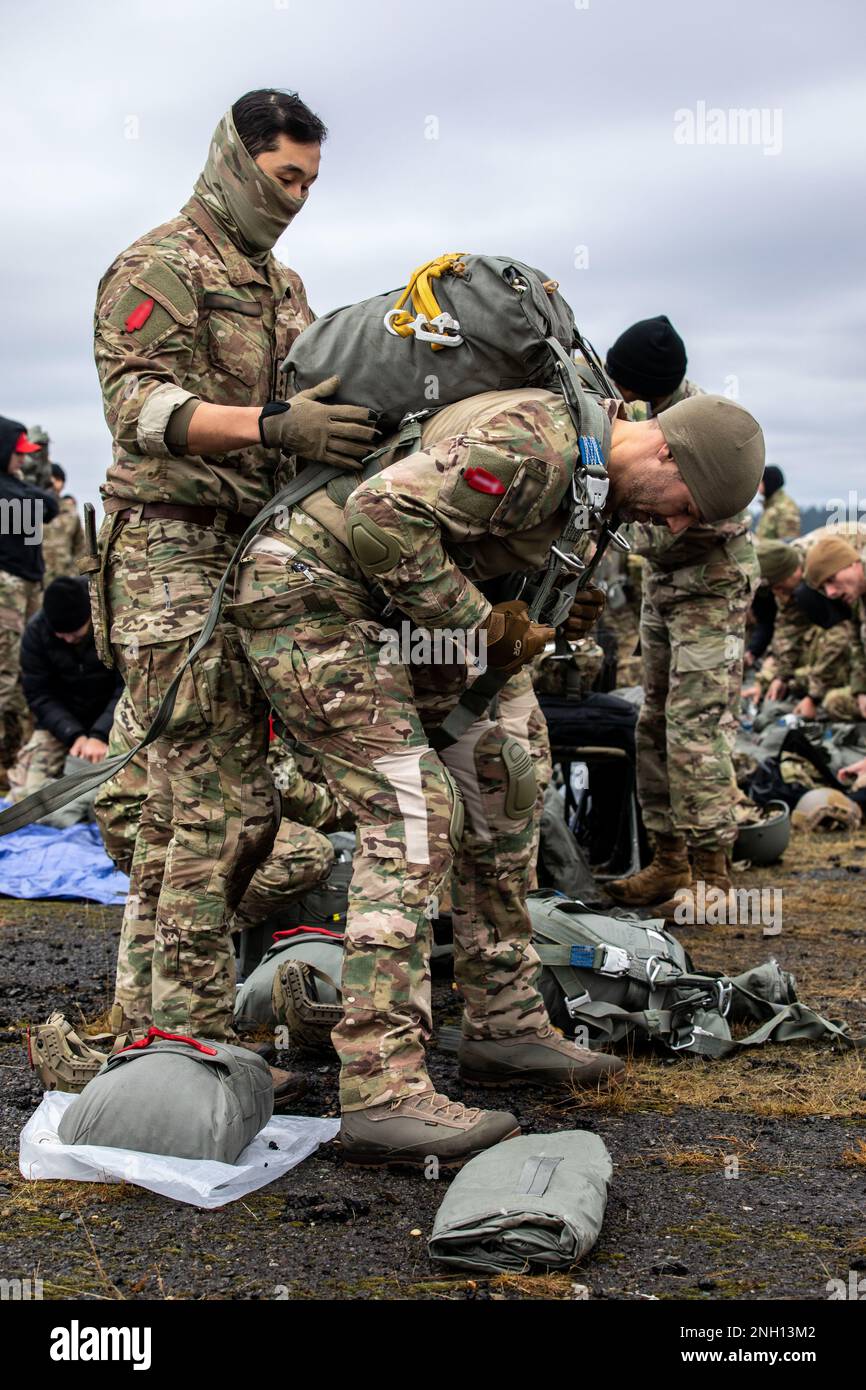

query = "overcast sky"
[[1, 0, 864, 513]]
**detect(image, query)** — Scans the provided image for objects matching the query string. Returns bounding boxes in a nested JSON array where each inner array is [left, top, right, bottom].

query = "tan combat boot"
[[606, 833, 691, 907], [656, 846, 734, 922], [459, 1025, 625, 1089], [339, 1091, 520, 1168]]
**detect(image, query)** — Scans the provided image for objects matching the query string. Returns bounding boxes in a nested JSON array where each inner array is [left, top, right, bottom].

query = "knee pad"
[[501, 736, 536, 822]]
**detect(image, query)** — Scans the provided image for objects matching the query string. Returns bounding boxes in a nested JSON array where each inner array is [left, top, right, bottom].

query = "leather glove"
[[562, 584, 605, 639], [481, 600, 554, 675], [260, 374, 378, 469]]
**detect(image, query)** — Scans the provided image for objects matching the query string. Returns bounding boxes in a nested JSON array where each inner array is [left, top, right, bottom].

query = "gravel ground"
[[1, 833, 865, 1303]]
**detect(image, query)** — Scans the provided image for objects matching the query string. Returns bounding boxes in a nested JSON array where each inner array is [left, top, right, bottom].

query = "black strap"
[[0, 462, 342, 836]]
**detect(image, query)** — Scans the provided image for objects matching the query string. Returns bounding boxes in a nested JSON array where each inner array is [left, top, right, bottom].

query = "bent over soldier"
[[227, 381, 764, 1165]]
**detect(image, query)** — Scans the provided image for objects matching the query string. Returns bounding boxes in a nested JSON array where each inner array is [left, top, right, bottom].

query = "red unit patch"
[[124, 296, 155, 332], [463, 466, 507, 495]]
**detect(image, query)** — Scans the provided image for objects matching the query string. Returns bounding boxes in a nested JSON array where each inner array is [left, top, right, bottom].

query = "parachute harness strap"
[[383, 252, 467, 349]]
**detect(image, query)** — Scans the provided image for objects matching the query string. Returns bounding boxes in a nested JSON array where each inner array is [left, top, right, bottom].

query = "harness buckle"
[[669, 1027, 696, 1051], [598, 944, 631, 976], [564, 990, 591, 1018], [383, 308, 464, 347]]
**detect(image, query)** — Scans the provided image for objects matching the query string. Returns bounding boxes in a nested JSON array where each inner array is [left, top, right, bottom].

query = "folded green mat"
[[428, 1131, 612, 1273]]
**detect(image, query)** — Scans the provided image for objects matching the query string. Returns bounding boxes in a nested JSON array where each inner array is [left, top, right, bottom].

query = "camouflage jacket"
[[94, 196, 312, 518], [272, 387, 622, 633], [758, 596, 853, 699], [755, 489, 801, 541], [849, 545, 866, 696], [627, 379, 754, 574], [41, 495, 85, 584]]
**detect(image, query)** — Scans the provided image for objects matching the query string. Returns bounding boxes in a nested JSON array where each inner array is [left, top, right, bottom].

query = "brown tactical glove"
[[562, 584, 605, 640], [481, 600, 554, 675], [260, 374, 378, 469]]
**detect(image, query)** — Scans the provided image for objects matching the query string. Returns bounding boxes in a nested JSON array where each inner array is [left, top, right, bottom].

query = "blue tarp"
[[0, 815, 128, 905]]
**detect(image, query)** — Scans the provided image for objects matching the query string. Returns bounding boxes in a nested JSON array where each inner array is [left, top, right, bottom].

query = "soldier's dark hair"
[[232, 89, 328, 157], [51, 463, 66, 484]]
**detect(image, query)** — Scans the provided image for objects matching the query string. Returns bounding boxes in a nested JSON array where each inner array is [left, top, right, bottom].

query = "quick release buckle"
[[716, 980, 733, 1018], [598, 943, 631, 976], [669, 1027, 696, 1051]]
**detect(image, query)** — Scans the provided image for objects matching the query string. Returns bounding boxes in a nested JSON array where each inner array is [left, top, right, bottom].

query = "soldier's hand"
[[260, 375, 378, 469], [562, 584, 605, 639], [766, 678, 787, 703], [481, 600, 554, 675]]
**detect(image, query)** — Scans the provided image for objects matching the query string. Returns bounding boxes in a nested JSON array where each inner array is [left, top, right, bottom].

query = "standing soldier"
[[755, 465, 800, 540], [601, 317, 761, 916], [42, 464, 85, 584], [92, 90, 376, 1090], [0, 417, 59, 778], [227, 377, 764, 1166]]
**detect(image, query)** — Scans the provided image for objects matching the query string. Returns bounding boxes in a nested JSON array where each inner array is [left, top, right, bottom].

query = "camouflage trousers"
[[6, 727, 67, 799], [0, 571, 40, 764], [636, 548, 758, 851], [229, 558, 551, 1113], [822, 686, 864, 722], [95, 687, 334, 1025], [103, 517, 277, 1040]]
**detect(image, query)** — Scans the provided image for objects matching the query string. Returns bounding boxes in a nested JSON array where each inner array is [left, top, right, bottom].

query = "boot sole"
[[337, 1125, 522, 1170], [459, 1069, 623, 1090]]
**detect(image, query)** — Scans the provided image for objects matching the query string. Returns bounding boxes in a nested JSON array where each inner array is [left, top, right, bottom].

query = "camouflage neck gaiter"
[[193, 108, 306, 264]]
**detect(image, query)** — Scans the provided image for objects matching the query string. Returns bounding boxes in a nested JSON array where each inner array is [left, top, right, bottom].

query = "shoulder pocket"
[[437, 442, 559, 540], [104, 260, 196, 351]]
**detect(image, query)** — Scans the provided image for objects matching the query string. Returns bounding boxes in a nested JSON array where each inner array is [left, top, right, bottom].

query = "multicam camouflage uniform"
[[0, 574, 41, 764], [227, 386, 620, 1111], [823, 541, 866, 721], [754, 595, 853, 706], [93, 119, 313, 1039], [755, 488, 801, 541], [42, 496, 85, 584], [94, 693, 338, 1026], [629, 383, 760, 851]]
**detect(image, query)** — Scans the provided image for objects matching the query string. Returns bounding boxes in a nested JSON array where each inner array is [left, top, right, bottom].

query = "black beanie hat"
[[762, 465, 784, 499], [606, 315, 687, 400], [43, 577, 91, 634]]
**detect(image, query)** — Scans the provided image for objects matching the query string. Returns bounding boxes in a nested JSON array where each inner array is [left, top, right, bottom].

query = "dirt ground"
[[2, 827, 865, 1303]]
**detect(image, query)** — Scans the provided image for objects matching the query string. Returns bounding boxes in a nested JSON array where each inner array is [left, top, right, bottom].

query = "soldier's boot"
[[606, 833, 691, 907], [27, 1012, 129, 1093], [270, 1064, 308, 1111], [237, 1037, 277, 1066], [458, 1025, 625, 1090], [656, 847, 734, 922], [339, 1092, 520, 1169]]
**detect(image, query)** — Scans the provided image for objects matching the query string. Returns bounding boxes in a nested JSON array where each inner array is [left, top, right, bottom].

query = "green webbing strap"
[[0, 462, 343, 836]]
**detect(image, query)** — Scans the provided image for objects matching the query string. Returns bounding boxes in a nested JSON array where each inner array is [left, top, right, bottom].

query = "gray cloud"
[[1, 0, 864, 510]]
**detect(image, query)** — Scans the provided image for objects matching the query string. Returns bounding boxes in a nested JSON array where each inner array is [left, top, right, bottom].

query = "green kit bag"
[[284, 252, 579, 432], [57, 1030, 273, 1164], [429, 1131, 612, 1273], [529, 891, 855, 1057]]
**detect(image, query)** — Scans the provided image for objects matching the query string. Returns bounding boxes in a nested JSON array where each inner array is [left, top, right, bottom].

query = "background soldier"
[[601, 317, 761, 915], [755, 464, 801, 540], [805, 536, 866, 723], [92, 90, 376, 1096], [749, 540, 852, 717], [42, 463, 85, 583], [0, 416, 59, 780]]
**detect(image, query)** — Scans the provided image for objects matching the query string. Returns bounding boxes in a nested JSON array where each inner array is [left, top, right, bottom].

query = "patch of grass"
[[840, 1138, 866, 1167]]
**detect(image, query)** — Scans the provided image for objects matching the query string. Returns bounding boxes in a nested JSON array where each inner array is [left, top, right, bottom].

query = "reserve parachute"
[[284, 253, 589, 431]]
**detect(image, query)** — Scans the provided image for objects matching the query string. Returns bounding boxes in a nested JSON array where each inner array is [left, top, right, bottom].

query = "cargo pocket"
[[207, 313, 265, 398], [142, 637, 211, 736]]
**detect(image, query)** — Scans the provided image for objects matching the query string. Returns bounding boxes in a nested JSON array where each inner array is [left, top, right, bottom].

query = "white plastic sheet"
[[19, 1091, 340, 1209]]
